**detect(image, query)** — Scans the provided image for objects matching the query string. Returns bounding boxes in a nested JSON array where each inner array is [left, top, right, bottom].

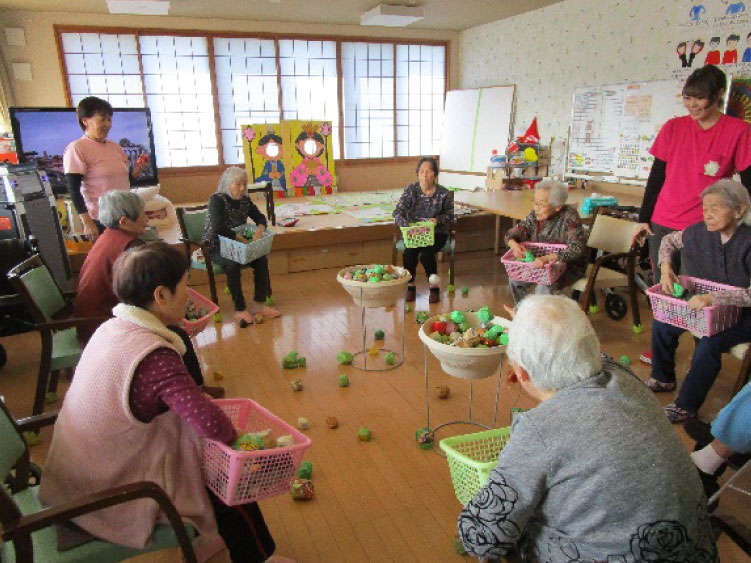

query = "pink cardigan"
[[39, 305, 223, 558]]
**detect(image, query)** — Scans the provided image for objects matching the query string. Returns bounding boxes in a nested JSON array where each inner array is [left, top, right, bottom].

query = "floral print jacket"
[[504, 204, 588, 287]]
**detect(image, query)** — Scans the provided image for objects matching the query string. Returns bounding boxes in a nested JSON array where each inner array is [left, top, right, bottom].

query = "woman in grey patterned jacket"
[[457, 295, 716, 562]]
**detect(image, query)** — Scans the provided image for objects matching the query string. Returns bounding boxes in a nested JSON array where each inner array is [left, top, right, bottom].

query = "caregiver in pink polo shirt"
[[633, 66, 751, 283], [64, 96, 148, 242]]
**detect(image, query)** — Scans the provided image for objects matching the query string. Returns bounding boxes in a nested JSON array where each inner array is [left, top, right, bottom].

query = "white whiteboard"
[[567, 80, 685, 179], [440, 85, 515, 179]]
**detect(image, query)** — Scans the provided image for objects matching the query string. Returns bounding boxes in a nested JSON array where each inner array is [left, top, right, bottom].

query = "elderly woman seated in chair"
[[647, 179, 751, 423], [74, 190, 223, 397], [40, 243, 276, 562], [457, 295, 716, 561], [504, 179, 587, 303], [201, 166, 279, 327]]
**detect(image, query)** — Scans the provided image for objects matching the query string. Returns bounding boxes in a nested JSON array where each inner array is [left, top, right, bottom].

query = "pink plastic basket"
[[646, 276, 742, 337], [181, 289, 219, 338], [501, 243, 568, 285], [203, 399, 311, 505]]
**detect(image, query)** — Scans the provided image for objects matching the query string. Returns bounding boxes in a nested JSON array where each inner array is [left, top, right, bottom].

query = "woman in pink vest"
[[64, 96, 149, 242], [40, 243, 277, 562]]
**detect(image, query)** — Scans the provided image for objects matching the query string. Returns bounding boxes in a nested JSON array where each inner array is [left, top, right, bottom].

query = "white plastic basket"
[[218, 226, 275, 265]]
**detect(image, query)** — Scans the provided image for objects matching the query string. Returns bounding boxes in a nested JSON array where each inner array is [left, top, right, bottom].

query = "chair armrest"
[[592, 251, 636, 269], [15, 411, 58, 434], [5, 481, 197, 563], [37, 316, 109, 332]]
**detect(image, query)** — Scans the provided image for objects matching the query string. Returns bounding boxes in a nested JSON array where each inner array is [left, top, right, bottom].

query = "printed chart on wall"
[[568, 80, 685, 180]]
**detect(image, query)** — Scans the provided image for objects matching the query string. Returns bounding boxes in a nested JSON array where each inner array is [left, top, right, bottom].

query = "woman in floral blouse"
[[393, 157, 454, 303], [504, 179, 587, 303]]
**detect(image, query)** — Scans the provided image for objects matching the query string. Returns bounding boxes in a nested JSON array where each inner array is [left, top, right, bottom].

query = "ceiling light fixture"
[[107, 0, 170, 16], [360, 3, 424, 27]]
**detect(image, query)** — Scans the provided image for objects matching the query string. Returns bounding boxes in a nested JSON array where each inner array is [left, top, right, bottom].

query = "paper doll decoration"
[[288, 121, 334, 196]]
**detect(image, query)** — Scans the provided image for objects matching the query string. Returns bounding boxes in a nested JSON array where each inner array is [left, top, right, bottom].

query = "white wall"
[[459, 0, 677, 144]]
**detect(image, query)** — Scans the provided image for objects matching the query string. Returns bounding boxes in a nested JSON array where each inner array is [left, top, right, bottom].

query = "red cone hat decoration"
[[518, 117, 540, 144]]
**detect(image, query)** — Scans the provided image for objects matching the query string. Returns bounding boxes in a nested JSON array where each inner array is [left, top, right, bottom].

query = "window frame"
[[54, 25, 449, 173]]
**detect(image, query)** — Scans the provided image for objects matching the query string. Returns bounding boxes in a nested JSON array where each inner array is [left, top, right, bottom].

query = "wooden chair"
[[392, 227, 456, 287], [249, 181, 276, 226], [176, 204, 273, 306], [7, 256, 104, 417], [176, 204, 224, 305], [569, 212, 642, 329], [0, 400, 197, 562]]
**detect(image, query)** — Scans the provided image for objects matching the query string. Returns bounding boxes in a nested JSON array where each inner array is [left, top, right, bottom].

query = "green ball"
[[461, 286, 469, 295], [358, 427, 372, 441], [224, 286, 231, 295], [338, 374, 350, 387], [499, 333, 509, 346], [297, 357, 307, 367], [588, 305, 600, 314], [298, 461, 313, 479], [23, 431, 42, 447], [374, 329, 385, 341], [620, 355, 631, 365], [447, 284, 456, 293], [385, 352, 396, 365], [405, 304, 413, 312], [213, 312, 222, 323], [632, 324, 644, 334], [45, 391, 58, 405], [265, 296, 276, 306]]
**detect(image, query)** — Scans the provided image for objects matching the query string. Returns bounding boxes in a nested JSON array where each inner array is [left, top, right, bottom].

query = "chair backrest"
[[586, 214, 638, 254], [0, 400, 26, 486], [7, 256, 66, 323], [176, 205, 208, 245]]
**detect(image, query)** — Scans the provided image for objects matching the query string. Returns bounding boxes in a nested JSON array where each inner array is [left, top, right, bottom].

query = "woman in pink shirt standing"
[[64, 96, 149, 242], [633, 66, 751, 281]]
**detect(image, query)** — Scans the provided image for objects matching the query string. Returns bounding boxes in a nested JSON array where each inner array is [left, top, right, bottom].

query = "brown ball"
[[325, 416, 339, 429], [436, 385, 451, 399]]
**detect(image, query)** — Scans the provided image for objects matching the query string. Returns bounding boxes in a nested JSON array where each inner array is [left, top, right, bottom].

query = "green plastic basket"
[[400, 221, 434, 248], [439, 427, 511, 505]]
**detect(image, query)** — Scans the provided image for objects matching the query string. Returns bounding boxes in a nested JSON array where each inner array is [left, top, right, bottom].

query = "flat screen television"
[[9, 107, 158, 196]]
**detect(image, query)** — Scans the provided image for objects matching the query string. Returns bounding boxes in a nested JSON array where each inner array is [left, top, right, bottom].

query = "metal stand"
[[423, 343, 503, 456], [351, 287, 406, 371]]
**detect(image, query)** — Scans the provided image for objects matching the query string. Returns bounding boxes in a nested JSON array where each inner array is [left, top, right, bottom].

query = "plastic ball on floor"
[[374, 329, 385, 341], [224, 286, 231, 295], [265, 295, 276, 306], [45, 391, 58, 405], [620, 355, 631, 366], [338, 374, 350, 387], [415, 427, 435, 450], [290, 378, 304, 392], [461, 286, 469, 295], [405, 304, 413, 313], [213, 370, 224, 381], [298, 461, 313, 479], [213, 312, 222, 323], [588, 305, 600, 314], [358, 426, 372, 441], [23, 431, 42, 447], [436, 385, 450, 399], [325, 416, 339, 429], [447, 284, 456, 293], [290, 478, 314, 501], [632, 324, 644, 334], [385, 352, 396, 365]]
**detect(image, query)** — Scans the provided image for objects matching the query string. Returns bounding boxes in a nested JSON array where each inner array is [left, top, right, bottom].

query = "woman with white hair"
[[74, 190, 224, 397], [201, 166, 279, 326], [647, 179, 751, 423], [457, 295, 716, 561], [504, 179, 587, 303], [74, 190, 148, 344]]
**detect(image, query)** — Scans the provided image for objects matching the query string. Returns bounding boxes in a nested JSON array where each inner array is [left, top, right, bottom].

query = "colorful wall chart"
[[568, 80, 685, 179]]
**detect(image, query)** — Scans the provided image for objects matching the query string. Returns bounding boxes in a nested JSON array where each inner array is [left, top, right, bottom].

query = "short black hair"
[[113, 242, 189, 309], [259, 133, 283, 146], [76, 96, 113, 131], [416, 156, 439, 176], [682, 65, 727, 107], [728, 34, 740, 43], [710, 36, 721, 44]]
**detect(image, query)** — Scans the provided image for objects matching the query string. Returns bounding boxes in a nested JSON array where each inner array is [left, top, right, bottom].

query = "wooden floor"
[[1, 249, 749, 562]]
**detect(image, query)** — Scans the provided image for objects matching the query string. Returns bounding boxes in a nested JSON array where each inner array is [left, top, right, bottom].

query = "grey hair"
[[98, 190, 145, 229], [701, 179, 751, 226], [217, 166, 248, 195], [506, 295, 602, 391], [534, 178, 568, 207]]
